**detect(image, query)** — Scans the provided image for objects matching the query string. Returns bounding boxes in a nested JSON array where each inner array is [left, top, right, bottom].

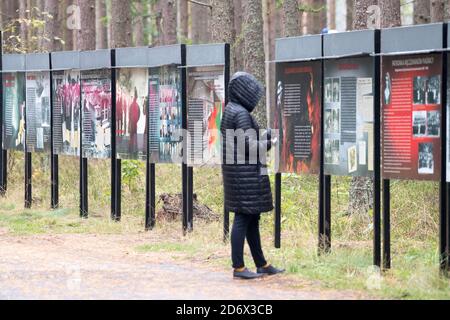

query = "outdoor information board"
[[187, 65, 225, 166], [274, 60, 322, 174], [148, 65, 182, 163], [115, 67, 148, 160], [81, 68, 112, 159], [382, 53, 442, 181], [25, 71, 51, 153], [323, 57, 374, 176], [2, 71, 26, 151]]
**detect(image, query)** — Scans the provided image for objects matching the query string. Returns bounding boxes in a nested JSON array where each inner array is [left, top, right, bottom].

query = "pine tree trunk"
[[19, 0, 27, 51], [133, 1, 145, 46], [177, 0, 189, 41], [95, 0, 108, 49], [43, 0, 61, 52], [310, 0, 326, 34], [414, 0, 430, 24], [190, 0, 211, 44], [283, 0, 300, 37], [431, 0, 445, 22], [62, 0, 74, 50], [346, 0, 354, 30], [328, 0, 336, 30], [161, 0, 177, 45], [242, 0, 266, 125], [233, 0, 245, 71], [77, 0, 96, 51], [110, 0, 132, 48], [446, 0, 450, 21]]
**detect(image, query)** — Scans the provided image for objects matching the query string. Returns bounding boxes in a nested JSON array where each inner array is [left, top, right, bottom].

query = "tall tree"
[[133, 1, 145, 46], [177, 0, 189, 42], [77, 0, 96, 51], [95, 0, 108, 49], [431, 0, 445, 22], [283, 0, 300, 37], [346, 0, 354, 30], [349, 0, 401, 215], [328, 0, 336, 30], [43, 0, 62, 52], [190, 0, 211, 44], [242, 0, 266, 125], [211, 0, 235, 45], [161, 0, 177, 45], [310, 0, 326, 34], [234, 0, 245, 71], [414, 0, 430, 24], [111, 0, 132, 48], [19, 0, 27, 51]]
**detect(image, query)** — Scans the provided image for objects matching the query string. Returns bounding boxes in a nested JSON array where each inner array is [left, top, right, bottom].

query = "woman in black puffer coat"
[[221, 72, 284, 279]]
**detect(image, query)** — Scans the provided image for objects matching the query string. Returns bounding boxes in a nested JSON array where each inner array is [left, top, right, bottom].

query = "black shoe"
[[256, 265, 285, 275], [233, 268, 265, 280]]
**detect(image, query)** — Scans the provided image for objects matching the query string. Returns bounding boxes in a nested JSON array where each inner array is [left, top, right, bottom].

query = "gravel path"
[[0, 233, 367, 300]]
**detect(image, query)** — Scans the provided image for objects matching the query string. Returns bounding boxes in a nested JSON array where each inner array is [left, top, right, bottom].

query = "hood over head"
[[228, 72, 263, 112]]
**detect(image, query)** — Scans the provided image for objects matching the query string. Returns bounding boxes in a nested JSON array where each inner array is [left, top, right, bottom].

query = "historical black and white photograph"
[[324, 108, 339, 133], [418, 142, 434, 174], [426, 110, 440, 137], [413, 76, 427, 105], [332, 78, 340, 103], [383, 72, 391, 105], [325, 78, 333, 103], [426, 75, 440, 104], [347, 145, 357, 173], [413, 111, 427, 136], [324, 138, 340, 165]]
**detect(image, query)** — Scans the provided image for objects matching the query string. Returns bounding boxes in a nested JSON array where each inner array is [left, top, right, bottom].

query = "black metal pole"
[[440, 35, 448, 273], [274, 172, 282, 248], [80, 79, 88, 218], [49, 54, 59, 209], [24, 152, 32, 208], [0, 34, 7, 196], [223, 43, 231, 241], [145, 162, 156, 230], [318, 36, 326, 254], [110, 49, 120, 221], [181, 44, 188, 234], [187, 166, 194, 232], [373, 30, 382, 268], [382, 178, 391, 270], [324, 174, 331, 252]]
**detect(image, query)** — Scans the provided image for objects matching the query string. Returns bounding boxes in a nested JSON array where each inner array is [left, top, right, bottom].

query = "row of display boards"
[[1, 22, 450, 273], [0, 39, 230, 233], [272, 22, 450, 272]]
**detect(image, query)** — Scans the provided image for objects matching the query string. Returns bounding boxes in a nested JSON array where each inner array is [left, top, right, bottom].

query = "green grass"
[[0, 151, 449, 299]]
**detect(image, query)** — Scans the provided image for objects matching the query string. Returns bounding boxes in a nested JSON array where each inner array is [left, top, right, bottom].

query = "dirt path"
[[0, 233, 367, 300]]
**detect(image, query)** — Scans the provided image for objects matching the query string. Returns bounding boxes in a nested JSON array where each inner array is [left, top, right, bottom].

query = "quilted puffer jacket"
[[221, 72, 273, 214]]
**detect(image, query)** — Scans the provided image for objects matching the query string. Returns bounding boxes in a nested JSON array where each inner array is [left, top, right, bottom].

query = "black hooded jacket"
[[221, 72, 273, 214]]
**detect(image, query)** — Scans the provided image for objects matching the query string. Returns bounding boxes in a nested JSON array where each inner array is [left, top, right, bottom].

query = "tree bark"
[[133, 1, 145, 46], [346, 0, 354, 30], [177, 0, 189, 41], [431, 0, 445, 22], [414, 0, 430, 24], [161, 0, 177, 45], [242, 0, 266, 125], [110, 0, 132, 48], [19, 0, 27, 51], [62, 0, 74, 50], [42, 0, 61, 52], [328, 0, 336, 30], [234, 0, 245, 71], [283, 0, 300, 37], [77, 0, 96, 51], [310, 0, 326, 34], [95, 0, 108, 49], [190, 0, 211, 44]]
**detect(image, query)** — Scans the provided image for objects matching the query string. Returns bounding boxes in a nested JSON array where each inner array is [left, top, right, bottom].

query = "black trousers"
[[231, 213, 267, 269]]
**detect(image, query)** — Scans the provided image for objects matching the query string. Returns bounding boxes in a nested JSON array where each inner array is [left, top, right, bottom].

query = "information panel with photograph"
[[81, 69, 112, 159], [25, 71, 51, 153], [187, 65, 225, 166], [116, 68, 148, 160], [323, 57, 374, 177], [2, 72, 26, 151], [148, 65, 182, 163], [52, 70, 81, 156], [382, 53, 442, 181], [273, 61, 321, 174]]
